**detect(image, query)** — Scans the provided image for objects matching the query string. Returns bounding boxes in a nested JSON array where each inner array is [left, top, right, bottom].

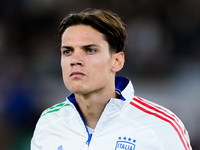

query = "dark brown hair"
[[57, 8, 127, 53]]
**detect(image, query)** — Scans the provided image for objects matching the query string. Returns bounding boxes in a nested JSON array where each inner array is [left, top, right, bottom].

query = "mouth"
[[70, 71, 85, 78]]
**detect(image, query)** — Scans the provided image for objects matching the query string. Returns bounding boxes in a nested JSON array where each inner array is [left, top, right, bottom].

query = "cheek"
[[61, 58, 69, 71], [100, 59, 113, 73], [61, 57, 65, 68], [91, 61, 109, 74], [90, 59, 112, 81], [61, 60, 69, 81], [61, 63, 66, 76]]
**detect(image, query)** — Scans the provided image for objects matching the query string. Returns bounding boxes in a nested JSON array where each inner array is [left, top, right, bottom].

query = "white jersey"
[[31, 76, 192, 150]]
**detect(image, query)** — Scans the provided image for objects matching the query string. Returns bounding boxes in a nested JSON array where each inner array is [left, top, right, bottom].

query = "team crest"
[[115, 137, 136, 150]]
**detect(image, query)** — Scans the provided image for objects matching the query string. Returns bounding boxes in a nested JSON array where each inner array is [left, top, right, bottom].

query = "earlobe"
[[111, 52, 125, 72]]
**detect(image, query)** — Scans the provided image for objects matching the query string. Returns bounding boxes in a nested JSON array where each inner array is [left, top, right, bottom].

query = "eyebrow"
[[82, 44, 101, 48], [61, 46, 72, 50], [61, 44, 102, 49]]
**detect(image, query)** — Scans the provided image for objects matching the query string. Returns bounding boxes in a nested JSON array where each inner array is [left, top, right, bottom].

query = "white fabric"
[[87, 126, 94, 135], [31, 76, 192, 150]]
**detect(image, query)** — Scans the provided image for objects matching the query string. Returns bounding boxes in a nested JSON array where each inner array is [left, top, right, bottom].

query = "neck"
[[75, 89, 117, 129]]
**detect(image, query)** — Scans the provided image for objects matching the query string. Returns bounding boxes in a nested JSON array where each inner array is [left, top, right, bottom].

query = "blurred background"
[[0, 0, 200, 149]]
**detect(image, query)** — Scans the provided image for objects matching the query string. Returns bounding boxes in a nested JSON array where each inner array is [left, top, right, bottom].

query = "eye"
[[86, 48, 96, 53], [63, 49, 72, 55]]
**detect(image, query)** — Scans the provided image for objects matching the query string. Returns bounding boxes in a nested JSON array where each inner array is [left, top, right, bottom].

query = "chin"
[[68, 87, 88, 95], [65, 81, 85, 92]]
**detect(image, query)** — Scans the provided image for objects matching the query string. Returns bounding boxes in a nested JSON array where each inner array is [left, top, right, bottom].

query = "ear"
[[111, 52, 125, 72]]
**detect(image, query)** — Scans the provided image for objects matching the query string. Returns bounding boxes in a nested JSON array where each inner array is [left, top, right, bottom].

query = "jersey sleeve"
[[31, 123, 41, 150], [153, 119, 192, 150], [131, 96, 193, 150]]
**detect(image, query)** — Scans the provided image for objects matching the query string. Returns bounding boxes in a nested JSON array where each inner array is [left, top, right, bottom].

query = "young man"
[[31, 9, 192, 150]]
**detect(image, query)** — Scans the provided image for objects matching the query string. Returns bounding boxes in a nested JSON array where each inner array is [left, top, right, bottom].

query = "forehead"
[[61, 25, 107, 46]]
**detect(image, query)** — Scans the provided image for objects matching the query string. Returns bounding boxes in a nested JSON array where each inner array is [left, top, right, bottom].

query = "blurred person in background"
[[31, 8, 192, 150]]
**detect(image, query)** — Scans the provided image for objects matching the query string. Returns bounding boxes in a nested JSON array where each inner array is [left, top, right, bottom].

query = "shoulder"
[[35, 101, 72, 129], [129, 96, 176, 119], [128, 95, 185, 131], [126, 96, 191, 150], [31, 101, 72, 148], [40, 101, 71, 117]]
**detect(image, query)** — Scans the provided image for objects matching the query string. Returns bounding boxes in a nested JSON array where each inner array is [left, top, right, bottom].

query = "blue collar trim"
[[115, 76, 129, 100], [67, 93, 76, 105]]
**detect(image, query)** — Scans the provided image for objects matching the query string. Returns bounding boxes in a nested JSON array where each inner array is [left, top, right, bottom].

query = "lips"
[[70, 71, 85, 78]]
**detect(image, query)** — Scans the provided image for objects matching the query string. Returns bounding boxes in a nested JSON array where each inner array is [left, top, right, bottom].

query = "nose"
[[71, 62, 82, 66], [70, 50, 84, 67]]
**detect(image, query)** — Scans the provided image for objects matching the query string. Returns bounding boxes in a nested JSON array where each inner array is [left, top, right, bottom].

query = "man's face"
[[61, 25, 118, 95]]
